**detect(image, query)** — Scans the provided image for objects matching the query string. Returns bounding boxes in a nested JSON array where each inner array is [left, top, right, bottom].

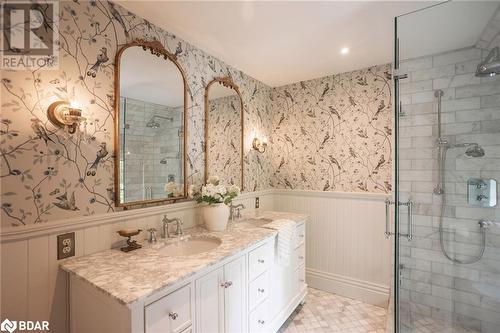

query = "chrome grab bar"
[[385, 199, 414, 241]]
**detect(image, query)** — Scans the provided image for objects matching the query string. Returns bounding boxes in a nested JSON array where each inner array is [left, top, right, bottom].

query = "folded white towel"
[[263, 219, 295, 266]]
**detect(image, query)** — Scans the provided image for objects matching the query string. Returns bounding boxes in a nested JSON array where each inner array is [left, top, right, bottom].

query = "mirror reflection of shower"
[[433, 88, 489, 264], [159, 127, 183, 164], [146, 115, 173, 128]]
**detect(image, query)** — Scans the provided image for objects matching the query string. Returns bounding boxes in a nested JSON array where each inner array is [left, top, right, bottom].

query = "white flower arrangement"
[[164, 181, 183, 197], [190, 176, 240, 205]]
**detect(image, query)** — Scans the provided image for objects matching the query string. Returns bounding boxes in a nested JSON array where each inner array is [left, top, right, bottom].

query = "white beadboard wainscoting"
[[0, 190, 273, 333], [273, 189, 391, 307], [0, 189, 392, 333]]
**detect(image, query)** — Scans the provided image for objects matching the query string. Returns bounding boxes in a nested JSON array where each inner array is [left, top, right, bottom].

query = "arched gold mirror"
[[204, 77, 244, 190], [114, 39, 188, 207]]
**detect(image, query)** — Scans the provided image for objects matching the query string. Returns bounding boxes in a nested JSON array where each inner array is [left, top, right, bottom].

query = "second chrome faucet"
[[161, 215, 183, 238]]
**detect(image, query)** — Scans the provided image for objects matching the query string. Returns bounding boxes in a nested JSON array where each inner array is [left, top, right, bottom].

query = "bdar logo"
[[0, 319, 17, 333]]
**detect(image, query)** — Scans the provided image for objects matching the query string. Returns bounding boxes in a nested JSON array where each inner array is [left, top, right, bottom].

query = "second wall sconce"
[[252, 137, 268, 153], [47, 100, 86, 134]]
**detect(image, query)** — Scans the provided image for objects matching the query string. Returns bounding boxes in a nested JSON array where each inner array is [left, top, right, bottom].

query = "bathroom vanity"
[[61, 212, 307, 333]]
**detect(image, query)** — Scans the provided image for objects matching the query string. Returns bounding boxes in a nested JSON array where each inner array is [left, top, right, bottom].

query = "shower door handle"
[[385, 199, 413, 241], [406, 200, 413, 241], [385, 198, 393, 238]]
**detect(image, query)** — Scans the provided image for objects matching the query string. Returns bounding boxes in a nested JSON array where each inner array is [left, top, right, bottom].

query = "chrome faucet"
[[229, 203, 245, 222], [161, 215, 183, 238]]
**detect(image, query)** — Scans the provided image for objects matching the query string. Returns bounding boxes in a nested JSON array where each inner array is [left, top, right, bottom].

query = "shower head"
[[476, 47, 500, 77], [146, 120, 160, 128], [465, 144, 485, 158]]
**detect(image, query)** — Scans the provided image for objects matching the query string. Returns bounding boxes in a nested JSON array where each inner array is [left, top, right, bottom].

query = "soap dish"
[[117, 229, 142, 252]]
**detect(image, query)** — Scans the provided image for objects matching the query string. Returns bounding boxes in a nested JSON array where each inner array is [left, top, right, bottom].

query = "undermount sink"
[[159, 236, 222, 257], [238, 217, 273, 228]]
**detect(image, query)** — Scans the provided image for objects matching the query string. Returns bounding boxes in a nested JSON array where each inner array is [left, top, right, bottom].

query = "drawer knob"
[[258, 288, 265, 293], [169, 312, 178, 320], [258, 259, 265, 263], [298, 234, 304, 238], [300, 279, 305, 282], [258, 320, 265, 325], [298, 256, 304, 259]]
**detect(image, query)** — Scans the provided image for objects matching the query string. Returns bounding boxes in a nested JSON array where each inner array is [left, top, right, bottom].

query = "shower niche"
[[467, 178, 497, 207]]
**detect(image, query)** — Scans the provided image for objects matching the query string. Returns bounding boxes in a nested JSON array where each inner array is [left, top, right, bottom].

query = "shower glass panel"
[[394, 2, 500, 332]]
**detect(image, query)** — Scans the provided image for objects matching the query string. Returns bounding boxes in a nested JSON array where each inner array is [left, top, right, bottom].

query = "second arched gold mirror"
[[204, 77, 244, 190]]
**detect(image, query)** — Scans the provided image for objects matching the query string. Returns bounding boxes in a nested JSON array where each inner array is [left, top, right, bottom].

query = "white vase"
[[203, 203, 230, 231]]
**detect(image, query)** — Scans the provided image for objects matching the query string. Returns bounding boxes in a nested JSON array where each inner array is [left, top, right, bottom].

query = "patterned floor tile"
[[278, 287, 387, 333]]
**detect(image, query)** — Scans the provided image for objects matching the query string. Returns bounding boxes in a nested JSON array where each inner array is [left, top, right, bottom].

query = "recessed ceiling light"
[[340, 47, 349, 55]]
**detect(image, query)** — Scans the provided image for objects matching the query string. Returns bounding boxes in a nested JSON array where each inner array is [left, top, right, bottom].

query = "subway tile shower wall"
[[398, 43, 500, 332]]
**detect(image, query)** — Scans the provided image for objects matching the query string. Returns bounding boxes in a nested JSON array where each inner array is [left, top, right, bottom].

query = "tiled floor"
[[279, 287, 388, 333]]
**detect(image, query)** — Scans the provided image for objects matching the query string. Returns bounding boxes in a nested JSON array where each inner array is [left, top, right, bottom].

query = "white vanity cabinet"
[[67, 217, 307, 333], [195, 255, 246, 333]]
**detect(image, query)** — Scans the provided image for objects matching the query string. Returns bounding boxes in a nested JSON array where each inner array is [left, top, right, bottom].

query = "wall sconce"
[[47, 101, 85, 134], [252, 137, 268, 153]]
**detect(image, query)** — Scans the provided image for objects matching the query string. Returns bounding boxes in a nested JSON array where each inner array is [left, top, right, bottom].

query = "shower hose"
[[437, 148, 486, 264]]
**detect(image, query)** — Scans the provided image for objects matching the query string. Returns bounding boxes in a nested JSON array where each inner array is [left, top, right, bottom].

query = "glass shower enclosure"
[[393, 1, 500, 332]]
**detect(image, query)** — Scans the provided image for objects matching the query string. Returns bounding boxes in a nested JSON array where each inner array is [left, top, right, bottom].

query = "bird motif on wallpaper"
[[373, 100, 386, 119], [109, 2, 129, 38], [323, 180, 330, 191], [349, 96, 357, 106], [328, 106, 341, 120], [277, 157, 285, 171], [87, 47, 108, 78], [374, 155, 386, 171], [284, 90, 294, 102], [321, 83, 330, 98], [328, 155, 341, 170], [276, 113, 285, 129], [87, 142, 108, 176], [31, 118, 54, 145], [300, 81, 307, 89], [320, 132, 331, 147], [54, 191, 79, 211]]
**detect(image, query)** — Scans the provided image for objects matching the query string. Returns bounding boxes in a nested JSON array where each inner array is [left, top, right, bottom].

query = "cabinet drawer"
[[295, 223, 305, 248], [248, 241, 272, 281], [249, 271, 268, 311], [249, 300, 268, 333], [295, 243, 305, 268], [145, 284, 192, 333]]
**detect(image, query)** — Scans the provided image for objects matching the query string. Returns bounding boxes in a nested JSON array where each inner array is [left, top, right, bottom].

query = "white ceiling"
[[120, 45, 184, 106], [118, 1, 498, 87]]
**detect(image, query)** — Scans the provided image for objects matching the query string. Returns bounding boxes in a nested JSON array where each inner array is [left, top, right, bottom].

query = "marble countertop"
[[60, 211, 307, 306]]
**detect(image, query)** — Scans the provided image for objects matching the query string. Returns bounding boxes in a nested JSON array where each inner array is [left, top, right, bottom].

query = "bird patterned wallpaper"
[[0, 0, 273, 227], [270, 64, 392, 193]]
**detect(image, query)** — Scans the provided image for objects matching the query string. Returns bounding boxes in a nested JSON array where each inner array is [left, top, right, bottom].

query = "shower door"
[[394, 2, 500, 332]]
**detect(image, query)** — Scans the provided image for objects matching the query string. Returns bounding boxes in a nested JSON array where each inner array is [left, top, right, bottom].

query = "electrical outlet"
[[255, 197, 260, 209], [57, 232, 75, 260]]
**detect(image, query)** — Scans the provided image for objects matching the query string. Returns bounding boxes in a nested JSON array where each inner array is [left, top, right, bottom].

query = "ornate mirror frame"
[[114, 39, 189, 207], [204, 77, 244, 191]]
